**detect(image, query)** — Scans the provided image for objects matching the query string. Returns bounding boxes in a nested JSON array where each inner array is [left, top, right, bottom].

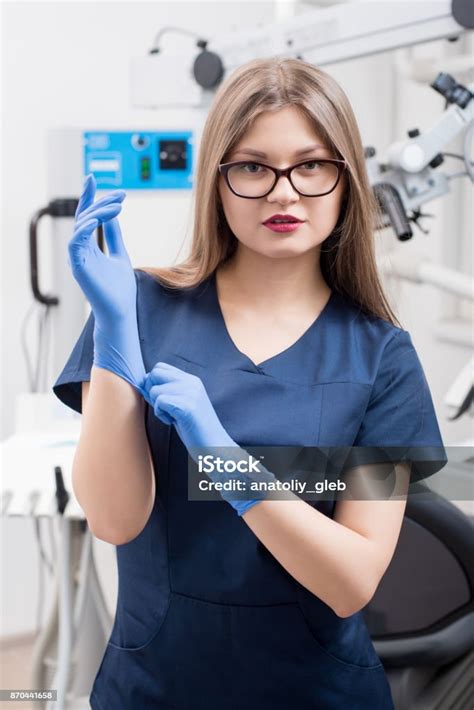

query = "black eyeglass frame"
[[218, 158, 347, 199]]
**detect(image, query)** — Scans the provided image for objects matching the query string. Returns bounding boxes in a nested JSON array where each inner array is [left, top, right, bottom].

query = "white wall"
[[0, 0, 279, 639], [1, 0, 472, 639]]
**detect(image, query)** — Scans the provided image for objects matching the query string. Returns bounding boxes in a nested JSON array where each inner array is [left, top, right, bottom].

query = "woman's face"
[[218, 106, 346, 260]]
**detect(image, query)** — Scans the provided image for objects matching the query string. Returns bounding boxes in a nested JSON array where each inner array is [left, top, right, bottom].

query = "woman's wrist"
[[93, 317, 146, 393], [203, 445, 277, 516]]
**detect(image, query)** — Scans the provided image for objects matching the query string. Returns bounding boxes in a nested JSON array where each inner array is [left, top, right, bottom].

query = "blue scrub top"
[[53, 268, 447, 710]]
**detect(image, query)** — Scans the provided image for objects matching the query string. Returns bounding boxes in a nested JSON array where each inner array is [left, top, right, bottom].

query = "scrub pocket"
[[92, 592, 235, 710], [296, 586, 383, 669], [90, 593, 178, 710], [229, 600, 392, 710]]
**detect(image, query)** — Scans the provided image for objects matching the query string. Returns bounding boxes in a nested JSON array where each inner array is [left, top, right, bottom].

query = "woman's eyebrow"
[[232, 144, 327, 158]]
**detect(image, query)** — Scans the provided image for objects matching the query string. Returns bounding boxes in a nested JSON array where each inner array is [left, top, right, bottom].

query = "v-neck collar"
[[210, 270, 335, 372]]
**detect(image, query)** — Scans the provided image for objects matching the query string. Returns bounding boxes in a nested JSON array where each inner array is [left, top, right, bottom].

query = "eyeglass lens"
[[227, 161, 339, 197]]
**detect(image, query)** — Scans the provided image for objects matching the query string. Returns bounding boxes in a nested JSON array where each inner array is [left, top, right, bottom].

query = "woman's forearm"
[[73, 367, 155, 545], [241, 496, 382, 618]]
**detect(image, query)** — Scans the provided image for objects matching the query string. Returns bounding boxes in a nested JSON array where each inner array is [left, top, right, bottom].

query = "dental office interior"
[[1, 1, 473, 709]]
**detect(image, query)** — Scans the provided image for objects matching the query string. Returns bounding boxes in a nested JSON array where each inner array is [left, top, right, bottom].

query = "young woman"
[[54, 57, 446, 709]]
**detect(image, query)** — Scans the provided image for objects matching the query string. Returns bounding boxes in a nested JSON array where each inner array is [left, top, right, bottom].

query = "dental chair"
[[364, 489, 474, 710]]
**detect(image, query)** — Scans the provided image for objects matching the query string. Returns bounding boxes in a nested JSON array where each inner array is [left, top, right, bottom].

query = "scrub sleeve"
[[53, 269, 447, 710]]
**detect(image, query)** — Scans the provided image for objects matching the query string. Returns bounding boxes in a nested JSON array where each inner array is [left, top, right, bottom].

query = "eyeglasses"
[[218, 158, 346, 199]]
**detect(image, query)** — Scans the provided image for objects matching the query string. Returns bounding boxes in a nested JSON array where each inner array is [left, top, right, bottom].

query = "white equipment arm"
[[131, 1, 470, 108]]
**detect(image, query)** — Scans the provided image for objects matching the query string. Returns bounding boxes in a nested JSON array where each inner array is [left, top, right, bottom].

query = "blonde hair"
[[138, 57, 401, 327]]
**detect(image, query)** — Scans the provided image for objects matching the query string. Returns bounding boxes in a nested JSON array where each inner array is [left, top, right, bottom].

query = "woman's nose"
[[266, 175, 300, 203]]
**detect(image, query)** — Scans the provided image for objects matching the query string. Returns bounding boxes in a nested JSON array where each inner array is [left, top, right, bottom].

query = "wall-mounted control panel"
[[83, 131, 193, 189]]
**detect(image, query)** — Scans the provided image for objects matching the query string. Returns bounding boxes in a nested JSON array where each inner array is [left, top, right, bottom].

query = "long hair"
[[138, 57, 401, 327]]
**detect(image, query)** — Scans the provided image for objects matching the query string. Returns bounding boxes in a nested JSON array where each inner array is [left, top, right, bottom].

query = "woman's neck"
[[216, 252, 330, 313]]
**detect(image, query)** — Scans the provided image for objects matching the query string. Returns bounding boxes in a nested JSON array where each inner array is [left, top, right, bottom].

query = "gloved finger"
[[75, 174, 96, 219], [103, 215, 129, 258], [147, 382, 182, 401], [143, 373, 153, 394], [74, 202, 123, 234], [153, 393, 186, 421], [74, 204, 122, 236], [153, 393, 177, 424], [146, 362, 187, 385], [68, 219, 99, 264], [69, 218, 98, 246], [138, 382, 173, 422], [144, 371, 164, 392], [75, 192, 125, 226], [154, 408, 175, 426]]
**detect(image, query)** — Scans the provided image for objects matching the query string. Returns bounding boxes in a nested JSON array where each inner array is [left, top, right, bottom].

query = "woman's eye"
[[242, 163, 262, 172], [302, 161, 322, 169]]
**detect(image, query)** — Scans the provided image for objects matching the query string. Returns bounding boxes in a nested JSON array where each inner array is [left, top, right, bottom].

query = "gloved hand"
[[144, 362, 277, 516], [68, 174, 147, 398]]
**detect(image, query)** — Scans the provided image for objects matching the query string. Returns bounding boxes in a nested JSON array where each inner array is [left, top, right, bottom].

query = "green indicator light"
[[140, 156, 151, 180]]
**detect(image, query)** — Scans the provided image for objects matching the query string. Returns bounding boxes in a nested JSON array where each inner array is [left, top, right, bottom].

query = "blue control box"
[[83, 131, 193, 190]]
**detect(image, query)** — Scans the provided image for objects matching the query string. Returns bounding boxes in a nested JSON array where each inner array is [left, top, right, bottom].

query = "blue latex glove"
[[144, 362, 277, 516], [68, 174, 147, 398]]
